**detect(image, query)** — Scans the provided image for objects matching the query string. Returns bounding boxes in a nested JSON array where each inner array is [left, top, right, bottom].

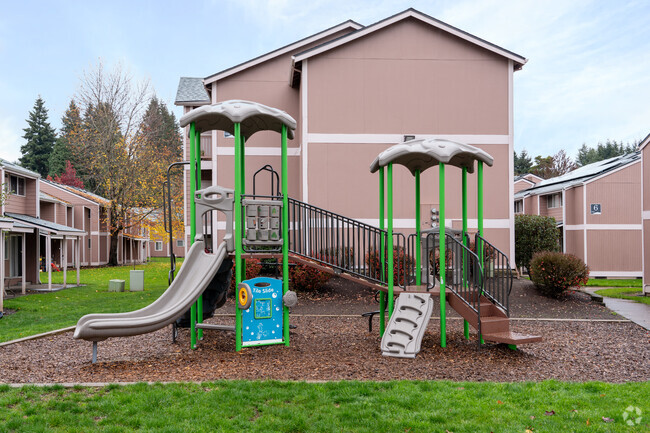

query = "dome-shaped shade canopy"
[[179, 100, 297, 140], [369, 138, 494, 175]]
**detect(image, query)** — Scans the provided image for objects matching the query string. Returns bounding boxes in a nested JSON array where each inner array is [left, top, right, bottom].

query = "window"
[[547, 193, 562, 209], [514, 200, 523, 213], [88, 238, 91, 249], [155, 241, 163, 251], [176, 239, 185, 247], [9, 175, 25, 196]]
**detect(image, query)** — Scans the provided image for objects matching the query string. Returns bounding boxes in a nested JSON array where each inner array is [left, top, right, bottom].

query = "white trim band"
[[307, 133, 509, 145], [589, 271, 642, 278], [565, 224, 642, 231]]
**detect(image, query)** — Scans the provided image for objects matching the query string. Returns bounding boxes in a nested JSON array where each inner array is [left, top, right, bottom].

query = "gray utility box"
[[108, 279, 125, 292], [242, 199, 283, 246], [129, 270, 144, 292]]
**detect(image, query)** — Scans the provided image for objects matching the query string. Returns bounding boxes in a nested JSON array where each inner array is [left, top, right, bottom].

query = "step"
[[479, 316, 510, 334], [482, 331, 543, 345]]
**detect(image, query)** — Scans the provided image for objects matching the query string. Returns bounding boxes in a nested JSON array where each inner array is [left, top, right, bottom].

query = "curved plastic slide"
[[74, 240, 228, 342]]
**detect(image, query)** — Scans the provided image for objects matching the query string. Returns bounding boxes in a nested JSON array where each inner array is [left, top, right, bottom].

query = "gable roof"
[[202, 20, 362, 86], [175, 77, 211, 106], [6, 212, 85, 236], [291, 8, 527, 85], [640, 132, 650, 150], [0, 159, 40, 179], [41, 179, 110, 206], [515, 152, 640, 199]]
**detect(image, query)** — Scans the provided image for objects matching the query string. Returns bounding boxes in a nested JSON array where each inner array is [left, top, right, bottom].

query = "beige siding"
[[40, 202, 55, 222], [644, 146, 650, 212], [5, 178, 38, 216], [586, 230, 641, 273], [565, 230, 584, 262], [565, 186, 584, 226], [644, 220, 650, 282], [514, 179, 533, 193], [539, 195, 562, 222], [585, 162, 641, 225], [308, 19, 508, 135]]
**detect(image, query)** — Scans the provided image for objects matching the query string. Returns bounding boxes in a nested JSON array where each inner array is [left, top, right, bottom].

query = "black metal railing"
[[475, 233, 512, 316], [287, 198, 409, 288]]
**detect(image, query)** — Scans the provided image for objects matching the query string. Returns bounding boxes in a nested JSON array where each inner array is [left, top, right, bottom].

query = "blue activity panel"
[[241, 277, 284, 347]]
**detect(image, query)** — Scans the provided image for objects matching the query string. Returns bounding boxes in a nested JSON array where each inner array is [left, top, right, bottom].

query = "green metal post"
[[379, 167, 386, 335], [196, 130, 203, 341], [234, 123, 243, 351], [189, 123, 197, 349], [281, 125, 290, 346], [439, 163, 446, 348], [477, 161, 485, 345], [387, 163, 394, 316], [462, 167, 469, 340], [240, 136, 246, 278], [415, 170, 421, 287]]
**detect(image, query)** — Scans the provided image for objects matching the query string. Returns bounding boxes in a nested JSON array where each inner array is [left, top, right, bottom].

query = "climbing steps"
[[381, 293, 433, 358], [447, 291, 542, 345]]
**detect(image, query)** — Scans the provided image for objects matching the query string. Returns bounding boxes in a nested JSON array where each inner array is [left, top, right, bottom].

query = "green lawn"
[[0, 381, 648, 432], [587, 279, 642, 288], [595, 288, 650, 305], [0, 258, 181, 343]]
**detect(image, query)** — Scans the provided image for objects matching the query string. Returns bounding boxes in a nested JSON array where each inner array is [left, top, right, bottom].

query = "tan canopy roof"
[[179, 100, 297, 140], [369, 138, 494, 176]]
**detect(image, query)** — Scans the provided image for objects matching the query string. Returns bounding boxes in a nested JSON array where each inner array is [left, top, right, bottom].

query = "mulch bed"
[[1, 279, 648, 384]]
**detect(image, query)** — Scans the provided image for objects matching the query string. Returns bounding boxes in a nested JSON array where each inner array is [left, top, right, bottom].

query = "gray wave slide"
[[73, 240, 228, 342]]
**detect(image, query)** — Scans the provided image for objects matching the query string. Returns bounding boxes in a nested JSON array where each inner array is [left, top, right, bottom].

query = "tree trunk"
[[109, 231, 120, 266]]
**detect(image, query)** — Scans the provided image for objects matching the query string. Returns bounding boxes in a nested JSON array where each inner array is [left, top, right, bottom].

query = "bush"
[[289, 261, 331, 292], [515, 214, 560, 272], [230, 258, 262, 290], [366, 246, 414, 286], [529, 251, 589, 297]]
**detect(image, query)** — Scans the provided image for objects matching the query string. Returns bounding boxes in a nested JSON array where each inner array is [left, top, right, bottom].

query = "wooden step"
[[480, 316, 510, 334], [482, 331, 543, 345]]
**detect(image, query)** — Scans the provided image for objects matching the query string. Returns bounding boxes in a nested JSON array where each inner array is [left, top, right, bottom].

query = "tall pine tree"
[[20, 96, 57, 177], [49, 100, 82, 177]]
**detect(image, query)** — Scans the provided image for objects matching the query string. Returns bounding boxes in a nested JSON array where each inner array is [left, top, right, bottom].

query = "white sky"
[[0, 0, 648, 162]]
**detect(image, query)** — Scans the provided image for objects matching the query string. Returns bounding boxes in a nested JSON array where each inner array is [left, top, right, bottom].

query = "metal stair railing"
[[475, 233, 513, 316], [287, 197, 409, 288]]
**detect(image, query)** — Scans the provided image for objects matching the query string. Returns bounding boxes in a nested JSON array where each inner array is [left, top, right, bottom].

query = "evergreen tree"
[[140, 97, 182, 160], [514, 149, 533, 175], [576, 139, 639, 167], [20, 96, 57, 176], [49, 100, 82, 177]]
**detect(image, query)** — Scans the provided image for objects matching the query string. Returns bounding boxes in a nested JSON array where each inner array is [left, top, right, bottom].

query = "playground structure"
[[74, 99, 540, 362]]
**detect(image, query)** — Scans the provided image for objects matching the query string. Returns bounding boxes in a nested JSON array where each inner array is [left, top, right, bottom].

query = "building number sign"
[[590, 203, 601, 215]]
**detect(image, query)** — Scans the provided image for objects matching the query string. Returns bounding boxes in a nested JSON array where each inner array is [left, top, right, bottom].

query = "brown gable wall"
[[585, 162, 641, 225]]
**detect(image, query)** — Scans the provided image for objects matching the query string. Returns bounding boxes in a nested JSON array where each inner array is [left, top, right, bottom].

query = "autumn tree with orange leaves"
[[74, 62, 181, 265]]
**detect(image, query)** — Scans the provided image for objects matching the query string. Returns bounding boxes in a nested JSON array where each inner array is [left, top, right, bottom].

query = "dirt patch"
[[0, 278, 647, 384]]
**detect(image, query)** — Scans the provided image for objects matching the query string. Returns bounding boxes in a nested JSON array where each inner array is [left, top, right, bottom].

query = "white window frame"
[[547, 193, 562, 209], [514, 200, 523, 214], [9, 175, 25, 196], [154, 241, 163, 251], [176, 239, 184, 247]]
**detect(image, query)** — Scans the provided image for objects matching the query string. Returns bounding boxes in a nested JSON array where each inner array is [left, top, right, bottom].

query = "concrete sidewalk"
[[581, 287, 650, 331]]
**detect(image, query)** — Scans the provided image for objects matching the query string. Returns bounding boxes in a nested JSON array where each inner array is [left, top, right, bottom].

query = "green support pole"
[[379, 167, 386, 335], [196, 130, 203, 341], [415, 170, 421, 287], [240, 136, 246, 279], [281, 125, 290, 346], [439, 163, 446, 348], [189, 123, 197, 350], [387, 163, 394, 316], [477, 161, 485, 345], [234, 123, 243, 351], [462, 167, 469, 340]]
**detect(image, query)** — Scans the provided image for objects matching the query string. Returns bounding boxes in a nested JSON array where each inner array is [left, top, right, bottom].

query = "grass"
[[586, 279, 642, 288], [0, 380, 648, 432], [0, 258, 182, 343], [595, 288, 650, 305]]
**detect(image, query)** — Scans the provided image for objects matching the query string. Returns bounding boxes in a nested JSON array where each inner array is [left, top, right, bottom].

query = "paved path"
[[581, 287, 650, 331]]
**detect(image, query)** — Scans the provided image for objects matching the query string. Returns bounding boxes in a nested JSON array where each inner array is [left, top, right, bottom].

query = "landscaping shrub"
[[366, 246, 414, 286], [319, 247, 355, 268], [515, 214, 560, 272], [288, 261, 331, 292], [529, 251, 589, 297], [229, 258, 262, 290]]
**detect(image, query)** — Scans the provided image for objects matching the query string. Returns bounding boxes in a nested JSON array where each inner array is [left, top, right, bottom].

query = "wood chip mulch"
[[1, 278, 648, 384]]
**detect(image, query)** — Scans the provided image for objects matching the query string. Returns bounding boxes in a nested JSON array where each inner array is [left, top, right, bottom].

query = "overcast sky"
[[0, 0, 648, 162]]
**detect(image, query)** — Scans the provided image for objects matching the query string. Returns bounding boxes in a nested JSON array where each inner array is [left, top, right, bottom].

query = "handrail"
[[286, 197, 409, 288], [475, 233, 512, 316], [164, 161, 189, 285]]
